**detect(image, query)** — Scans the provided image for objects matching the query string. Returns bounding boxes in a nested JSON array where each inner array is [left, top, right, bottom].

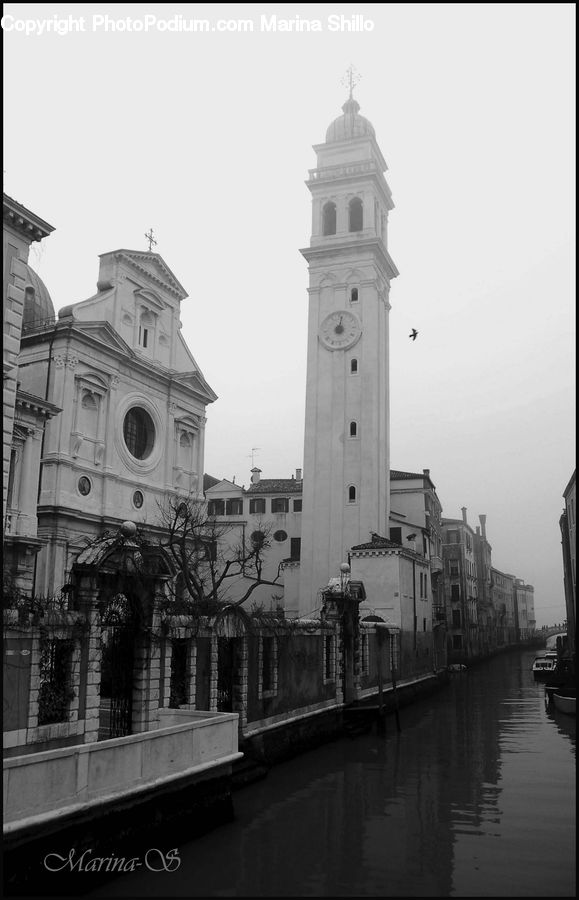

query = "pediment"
[[205, 479, 242, 495], [72, 321, 134, 356], [110, 250, 188, 301], [172, 370, 218, 402]]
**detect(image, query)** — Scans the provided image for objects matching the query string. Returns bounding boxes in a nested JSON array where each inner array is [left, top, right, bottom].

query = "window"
[[322, 201, 337, 236], [419, 572, 424, 597], [350, 287, 359, 303], [424, 572, 428, 596], [208, 499, 225, 517], [451, 584, 460, 602], [349, 421, 357, 437], [123, 407, 155, 460], [38, 639, 74, 725], [7, 448, 18, 508], [349, 197, 363, 232], [452, 610, 461, 628], [452, 635, 463, 650], [348, 486, 357, 503], [273, 530, 288, 542], [450, 563, 459, 577], [133, 490, 144, 508], [169, 640, 189, 708], [290, 537, 301, 560], [293, 499, 302, 512], [423, 618, 427, 632], [249, 497, 266, 514], [350, 358, 358, 374], [226, 498, 243, 516], [271, 498, 289, 513], [78, 476, 91, 496], [138, 310, 154, 350], [390, 527, 402, 544]]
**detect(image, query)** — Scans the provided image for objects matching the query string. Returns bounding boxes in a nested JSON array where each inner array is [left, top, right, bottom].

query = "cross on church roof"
[[144, 228, 157, 252], [341, 64, 361, 99]]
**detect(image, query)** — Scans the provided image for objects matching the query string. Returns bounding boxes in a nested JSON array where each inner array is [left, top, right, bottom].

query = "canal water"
[[90, 648, 575, 897]]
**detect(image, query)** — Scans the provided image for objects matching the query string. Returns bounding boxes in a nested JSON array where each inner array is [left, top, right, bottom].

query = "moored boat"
[[532, 655, 558, 678], [552, 690, 576, 716]]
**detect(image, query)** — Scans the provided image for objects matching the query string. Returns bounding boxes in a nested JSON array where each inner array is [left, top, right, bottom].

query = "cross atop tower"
[[144, 228, 157, 252], [341, 64, 361, 99]]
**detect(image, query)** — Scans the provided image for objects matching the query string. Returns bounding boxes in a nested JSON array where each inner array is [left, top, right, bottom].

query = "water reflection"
[[88, 650, 575, 898]]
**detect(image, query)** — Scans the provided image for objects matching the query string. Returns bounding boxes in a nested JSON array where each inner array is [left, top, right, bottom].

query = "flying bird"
[[409, 328, 418, 341]]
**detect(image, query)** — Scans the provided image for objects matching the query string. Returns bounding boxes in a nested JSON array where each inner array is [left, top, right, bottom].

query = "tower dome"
[[21, 262, 55, 329], [325, 97, 376, 144]]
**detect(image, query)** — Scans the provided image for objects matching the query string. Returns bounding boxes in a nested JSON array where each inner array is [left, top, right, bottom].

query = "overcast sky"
[[3, 3, 575, 627]]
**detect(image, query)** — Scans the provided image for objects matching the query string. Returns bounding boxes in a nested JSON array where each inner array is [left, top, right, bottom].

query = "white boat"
[[552, 691, 576, 716], [532, 655, 557, 677]]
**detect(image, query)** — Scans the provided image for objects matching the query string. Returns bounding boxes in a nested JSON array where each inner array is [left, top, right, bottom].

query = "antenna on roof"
[[248, 447, 260, 467]]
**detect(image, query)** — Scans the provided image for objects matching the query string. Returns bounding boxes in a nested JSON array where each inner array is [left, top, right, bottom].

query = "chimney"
[[296, 468, 302, 481], [479, 514, 487, 539], [461, 506, 468, 524], [476, 526, 481, 536], [250, 467, 261, 485], [423, 468, 430, 478]]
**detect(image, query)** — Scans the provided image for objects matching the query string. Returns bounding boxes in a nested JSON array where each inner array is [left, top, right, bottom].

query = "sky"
[[3, 3, 575, 627]]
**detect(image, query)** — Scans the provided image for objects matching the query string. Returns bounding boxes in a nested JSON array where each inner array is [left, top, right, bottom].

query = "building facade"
[[473, 514, 495, 655], [560, 470, 576, 654], [3, 195, 61, 595], [441, 510, 479, 663]]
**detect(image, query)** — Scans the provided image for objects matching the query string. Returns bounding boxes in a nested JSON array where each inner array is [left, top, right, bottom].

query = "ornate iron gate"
[[99, 594, 136, 739]]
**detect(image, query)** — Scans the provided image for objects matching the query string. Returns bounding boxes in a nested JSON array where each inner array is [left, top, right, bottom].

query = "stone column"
[[234, 636, 248, 733], [162, 636, 173, 708], [83, 607, 102, 743], [209, 634, 218, 712], [132, 633, 150, 733], [188, 640, 197, 708], [26, 630, 41, 735]]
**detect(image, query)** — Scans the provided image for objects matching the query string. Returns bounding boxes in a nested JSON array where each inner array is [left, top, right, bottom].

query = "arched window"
[[322, 201, 337, 236], [348, 485, 357, 503], [349, 197, 363, 232], [350, 358, 358, 374], [350, 287, 359, 303], [349, 421, 357, 437]]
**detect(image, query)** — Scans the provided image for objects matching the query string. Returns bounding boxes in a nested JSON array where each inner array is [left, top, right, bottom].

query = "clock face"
[[319, 310, 362, 351]]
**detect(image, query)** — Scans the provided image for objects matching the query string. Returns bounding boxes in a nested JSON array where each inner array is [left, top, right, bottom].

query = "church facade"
[[16, 248, 217, 595]]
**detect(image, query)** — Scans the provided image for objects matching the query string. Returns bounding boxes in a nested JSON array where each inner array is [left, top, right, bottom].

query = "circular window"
[[123, 407, 155, 460], [78, 476, 91, 496], [133, 490, 144, 509], [273, 530, 288, 542]]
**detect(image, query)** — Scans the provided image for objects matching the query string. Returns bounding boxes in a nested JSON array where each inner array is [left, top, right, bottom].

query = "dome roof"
[[325, 97, 376, 144], [21, 262, 55, 328]]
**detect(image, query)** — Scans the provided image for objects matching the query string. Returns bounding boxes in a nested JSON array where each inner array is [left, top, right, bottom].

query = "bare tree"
[[159, 497, 282, 611]]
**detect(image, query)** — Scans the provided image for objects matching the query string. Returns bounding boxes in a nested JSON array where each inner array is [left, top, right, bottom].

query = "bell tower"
[[298, 89, 398, 615]]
